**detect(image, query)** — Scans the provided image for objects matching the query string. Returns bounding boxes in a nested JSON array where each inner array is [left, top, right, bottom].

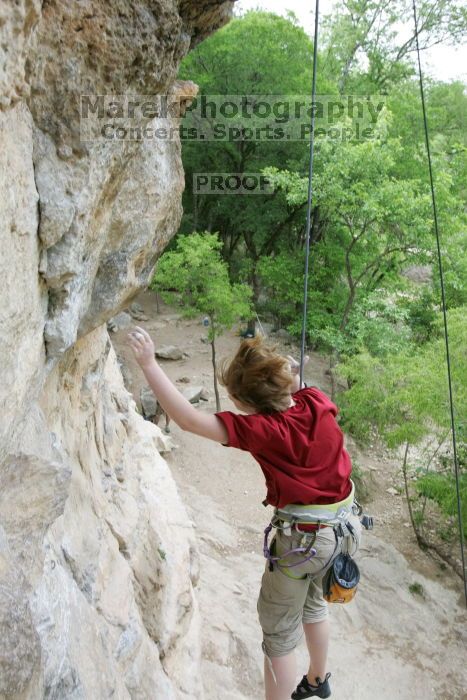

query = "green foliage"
[[257, 252, 304, 330], [170, 5, 467, 384], [415, 472, 467, 538], [178, 10, 322, 286], [341, 365, 424, 445], [173, 8, 467, 364], [388, 81, 467, 175], [320, 1, 467, 93], [403, 286, 438, 345], [338, 307, 467, 447], [263, 134, 436, 351], [180, 11, 320, 95], [339, 293, 412, 358], [408, 582, 425, 597], [437, 229, 467, 309], [151, 232, 252, 338]]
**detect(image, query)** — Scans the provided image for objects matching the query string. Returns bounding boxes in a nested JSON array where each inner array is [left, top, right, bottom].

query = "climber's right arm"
[[127, 327, 228, 444]]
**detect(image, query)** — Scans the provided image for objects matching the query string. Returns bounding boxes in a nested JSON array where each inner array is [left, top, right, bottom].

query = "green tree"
[[172, 7, 467, 382], [338, 307, 466, 445], [257, 251, 304, 332], [320, 0, 467, 93], [263, 132, 434, 355], [151, 233, 252, 410], [337, 307, 467, 572], [177, 11, 335, 319]]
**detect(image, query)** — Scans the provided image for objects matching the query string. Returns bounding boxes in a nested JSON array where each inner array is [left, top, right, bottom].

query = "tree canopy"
[[170, 6, 467, 564], [151, 232, 252, 409]]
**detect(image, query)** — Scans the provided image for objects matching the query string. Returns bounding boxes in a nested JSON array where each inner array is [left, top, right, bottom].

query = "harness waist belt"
[[273, 481, 355, 527]]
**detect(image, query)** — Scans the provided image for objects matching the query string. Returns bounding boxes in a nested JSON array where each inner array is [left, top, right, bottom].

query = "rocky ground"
[[111, 290, 467, 700]]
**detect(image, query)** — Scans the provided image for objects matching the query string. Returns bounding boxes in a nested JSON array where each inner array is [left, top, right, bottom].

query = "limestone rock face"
[[0, 1, 233, 697], [30, 329, 202, 698], [18, 0, 231, 359], [0, 101, 45, 464], [0, 0, 42, 109]]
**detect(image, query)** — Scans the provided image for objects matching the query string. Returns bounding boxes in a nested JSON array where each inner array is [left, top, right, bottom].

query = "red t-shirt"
[[215, 387, 352, 508]]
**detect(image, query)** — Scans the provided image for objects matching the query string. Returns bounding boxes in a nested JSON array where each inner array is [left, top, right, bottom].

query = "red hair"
[[219, 336, 293, 413]]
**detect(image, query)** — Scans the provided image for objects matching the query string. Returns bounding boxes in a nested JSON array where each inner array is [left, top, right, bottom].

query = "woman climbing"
[[128, 326, 361, 700]]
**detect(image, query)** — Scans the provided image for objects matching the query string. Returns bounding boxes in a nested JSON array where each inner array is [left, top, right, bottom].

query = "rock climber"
[[128, 326, 361, 700]]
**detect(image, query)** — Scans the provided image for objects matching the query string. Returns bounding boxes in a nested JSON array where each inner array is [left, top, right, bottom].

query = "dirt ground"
[[111, 290, 467, 700]]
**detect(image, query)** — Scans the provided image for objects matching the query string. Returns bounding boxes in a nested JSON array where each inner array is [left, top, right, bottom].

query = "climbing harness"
[[263, 522, 318, 572], [274, 480, 356, 529], [263, 481, 372, 581]]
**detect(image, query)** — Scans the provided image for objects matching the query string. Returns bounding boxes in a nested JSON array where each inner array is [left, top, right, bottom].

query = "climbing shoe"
[[291, 672, 331, 699]]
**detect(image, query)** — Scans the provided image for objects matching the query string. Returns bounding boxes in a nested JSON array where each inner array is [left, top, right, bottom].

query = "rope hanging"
[[412, 0, 466, 607], [299, 0, 320, 386], [299, 0, 466, 604]]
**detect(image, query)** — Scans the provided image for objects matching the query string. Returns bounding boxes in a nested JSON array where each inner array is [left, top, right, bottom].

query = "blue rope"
[[412, 0, 466, 607], [300, 0, 320, 387]]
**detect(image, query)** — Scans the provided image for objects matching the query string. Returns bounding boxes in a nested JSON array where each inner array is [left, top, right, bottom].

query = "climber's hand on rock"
[[127, 326, 156, 370]]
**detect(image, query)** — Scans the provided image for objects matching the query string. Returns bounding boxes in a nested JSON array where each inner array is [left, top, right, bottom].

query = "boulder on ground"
[[200, 388, 210, 401], [156, 345, 185, 360], [107, 312, 132, 332], [129, 302, 149, 322], [140, 385, 158, 418], [181, 386, 205, 404]]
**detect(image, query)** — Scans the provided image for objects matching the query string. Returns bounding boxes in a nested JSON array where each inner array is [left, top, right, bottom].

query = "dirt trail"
[[112, 291, 467, 700]]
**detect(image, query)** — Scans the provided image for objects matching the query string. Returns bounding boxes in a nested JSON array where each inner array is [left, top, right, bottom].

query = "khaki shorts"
[[257, 515, 362, 657]]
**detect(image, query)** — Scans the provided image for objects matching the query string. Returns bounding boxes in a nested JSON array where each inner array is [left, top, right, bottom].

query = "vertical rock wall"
[[0, 1, 234, 697]]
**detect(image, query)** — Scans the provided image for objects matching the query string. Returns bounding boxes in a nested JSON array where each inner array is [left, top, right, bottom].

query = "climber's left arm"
[[127, 327, 228, 444]]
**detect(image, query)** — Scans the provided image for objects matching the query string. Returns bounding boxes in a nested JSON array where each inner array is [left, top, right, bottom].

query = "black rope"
[[412, 0, 467, 607], [300, 0, 320, 386]]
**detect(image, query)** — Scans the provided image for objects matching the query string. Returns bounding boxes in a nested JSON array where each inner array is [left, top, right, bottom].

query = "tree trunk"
[[402, 441, 418, 537], [339, 285, 356, 334], [193, 192, 198, 231], [401, 439, 463, 579], [246, 265, 260, 335], [246, 318, 256, 336], [328, 286, 356, 401], [210, 329, 221, 412]]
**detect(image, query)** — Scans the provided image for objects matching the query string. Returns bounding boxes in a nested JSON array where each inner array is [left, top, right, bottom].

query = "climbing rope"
[[298, 0, 466, 605], [299, 0, 320, 387], [412, 0, 466, 607]]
